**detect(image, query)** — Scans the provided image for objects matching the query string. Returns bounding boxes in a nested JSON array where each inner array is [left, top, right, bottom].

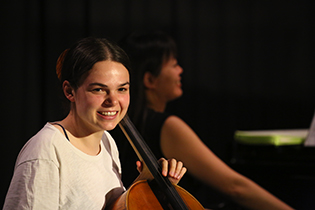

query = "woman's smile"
[[97, 111, 118, 120], [98, 111, 118, 116]]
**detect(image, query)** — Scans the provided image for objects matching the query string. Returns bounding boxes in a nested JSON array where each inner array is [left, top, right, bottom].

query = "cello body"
[[110, 116, 205, 210], [108, 180, 204, 210]]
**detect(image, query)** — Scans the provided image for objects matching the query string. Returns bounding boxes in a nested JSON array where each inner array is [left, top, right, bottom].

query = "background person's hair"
[[119, 31, 177, 130]]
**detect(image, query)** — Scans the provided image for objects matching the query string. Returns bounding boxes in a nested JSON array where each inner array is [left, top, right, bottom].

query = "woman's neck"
[[145, 90, 167, 113], [59, 114, 103, 156]]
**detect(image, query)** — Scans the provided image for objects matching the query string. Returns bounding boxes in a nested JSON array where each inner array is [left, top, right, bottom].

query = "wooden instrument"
[[108, 115, 204, 210]]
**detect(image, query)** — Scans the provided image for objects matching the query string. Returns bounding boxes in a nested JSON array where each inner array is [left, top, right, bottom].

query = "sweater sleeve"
[[3, 159, 59, 210]]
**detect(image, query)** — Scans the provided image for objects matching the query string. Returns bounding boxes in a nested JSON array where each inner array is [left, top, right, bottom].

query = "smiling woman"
[[2, 37, 187, 210], [58, 60, 130, 155], [62, 60, 130, 133], [144, 56, 183, 113]]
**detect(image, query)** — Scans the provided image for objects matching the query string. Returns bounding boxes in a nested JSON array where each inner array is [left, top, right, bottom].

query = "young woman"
[[3, 37, 186, 210], [113, 31, 294, 210]]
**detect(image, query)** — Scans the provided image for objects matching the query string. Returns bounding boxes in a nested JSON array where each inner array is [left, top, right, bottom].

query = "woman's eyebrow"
[[88, 82, 130, 87], [120, 82, 130, 87], [88, 83, 107, 87]]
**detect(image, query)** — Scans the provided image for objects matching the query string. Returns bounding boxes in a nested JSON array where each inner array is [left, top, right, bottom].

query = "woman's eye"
[[93, 88, 103, 92], [118, 88, 127, 92]]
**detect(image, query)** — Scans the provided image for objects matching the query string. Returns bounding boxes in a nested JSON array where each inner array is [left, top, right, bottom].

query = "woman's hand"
[[136, 158, 187, 185], [159, 158, 187, 184]]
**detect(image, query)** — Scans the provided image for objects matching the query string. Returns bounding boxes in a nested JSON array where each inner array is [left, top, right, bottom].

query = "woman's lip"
[[97, 111, 119, 119], [98, 111, 118, 116]]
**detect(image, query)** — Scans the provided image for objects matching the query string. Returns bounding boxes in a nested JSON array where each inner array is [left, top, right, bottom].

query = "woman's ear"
[[143, 72, 156, 89], [62, 81, 75, 102]]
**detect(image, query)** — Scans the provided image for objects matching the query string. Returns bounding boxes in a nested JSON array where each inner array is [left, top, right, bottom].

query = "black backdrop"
[[1, 0, 315, 208]]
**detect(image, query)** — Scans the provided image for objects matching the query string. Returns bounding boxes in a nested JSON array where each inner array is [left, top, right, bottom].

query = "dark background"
[[1, 0, 315, 209]]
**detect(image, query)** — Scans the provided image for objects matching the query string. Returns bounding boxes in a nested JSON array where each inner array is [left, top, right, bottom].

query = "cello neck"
[[119, 115, 189, 210]]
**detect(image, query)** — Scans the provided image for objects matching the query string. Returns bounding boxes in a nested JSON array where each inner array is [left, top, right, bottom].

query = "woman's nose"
[[178, 65, 183, 74], [103, 93, 118, 106]]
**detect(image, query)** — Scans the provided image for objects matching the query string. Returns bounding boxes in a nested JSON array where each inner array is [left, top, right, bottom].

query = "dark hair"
[[119, 31, 177, 129], [56, 37, 130, 111]]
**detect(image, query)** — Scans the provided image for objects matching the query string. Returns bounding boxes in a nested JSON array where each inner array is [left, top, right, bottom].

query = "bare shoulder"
[[163, 115, 189, 129], [162, 115, 198, 142]]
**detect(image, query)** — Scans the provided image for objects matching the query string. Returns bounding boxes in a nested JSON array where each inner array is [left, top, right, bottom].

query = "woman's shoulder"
[[162, 115, 196, 138], [163, 115, 186, 127], [15, 123, 67, 166], [27, 123, 65, 147]]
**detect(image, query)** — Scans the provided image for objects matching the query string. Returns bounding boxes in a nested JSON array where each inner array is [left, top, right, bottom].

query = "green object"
[[234, 129, 308, 146]]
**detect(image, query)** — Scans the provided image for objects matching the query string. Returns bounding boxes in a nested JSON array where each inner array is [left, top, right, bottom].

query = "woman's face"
[[72, 60, 130, 132], [152, 56, 183, 102]]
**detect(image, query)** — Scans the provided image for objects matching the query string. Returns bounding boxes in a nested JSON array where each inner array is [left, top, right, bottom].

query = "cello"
[[108, 115, 204, 210]]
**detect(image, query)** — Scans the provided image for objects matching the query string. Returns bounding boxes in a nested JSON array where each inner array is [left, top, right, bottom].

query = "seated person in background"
[[3, 37, 186, 210], [111, 30, 294, 210]]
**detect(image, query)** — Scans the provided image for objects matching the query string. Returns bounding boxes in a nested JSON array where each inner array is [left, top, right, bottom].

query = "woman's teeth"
[[100, 111, 116, 116]]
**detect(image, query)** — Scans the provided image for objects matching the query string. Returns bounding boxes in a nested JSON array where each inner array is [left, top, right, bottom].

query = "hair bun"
[[56, 49, 69, 80]]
